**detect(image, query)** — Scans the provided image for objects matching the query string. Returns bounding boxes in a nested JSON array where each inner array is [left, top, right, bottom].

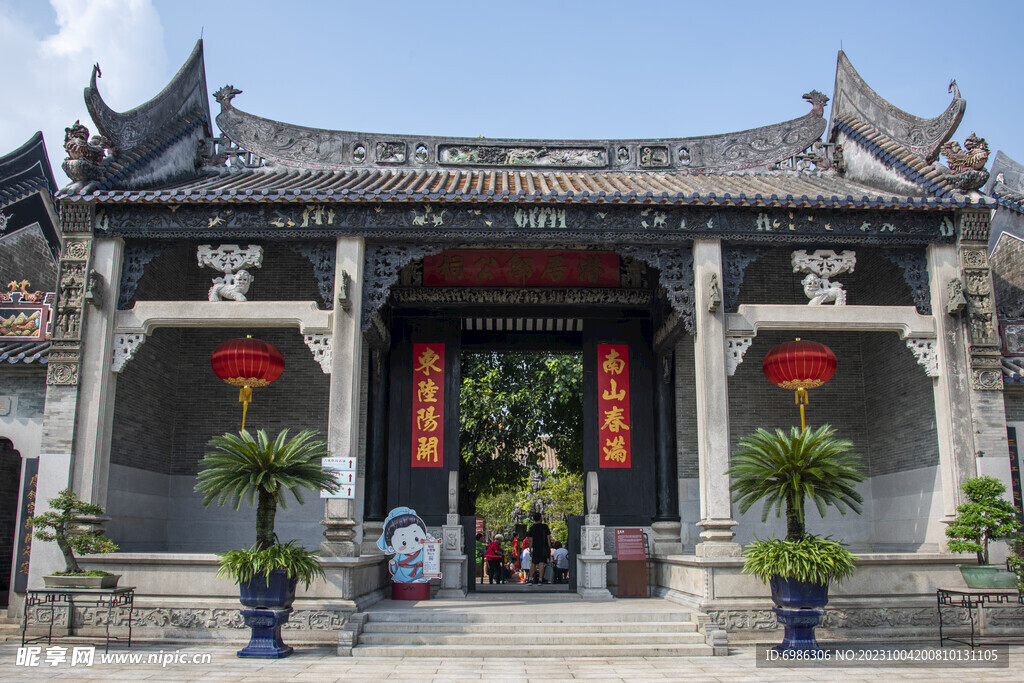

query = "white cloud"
[[0, 0, 166, 187]]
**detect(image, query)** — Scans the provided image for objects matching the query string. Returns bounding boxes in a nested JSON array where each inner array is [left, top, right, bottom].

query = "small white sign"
[[321, 457, 357, 499], [421, 540, 442, 579]]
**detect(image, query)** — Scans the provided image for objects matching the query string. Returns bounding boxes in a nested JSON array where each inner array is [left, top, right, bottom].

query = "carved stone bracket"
[[723, 246, 767, 312], [288, 242, 335, 309], [725, 337, 753, 376], [905, 338, 939, 377], [111, 333, 146, 372], [947, 278, 967, 315], [881, 248, 932, 315], [303, 333, 332, 373], [618, 246, 695, 334], [958, 210, 1001, 390], [118, 244, 168, 309], [361, 243, 442, 344]]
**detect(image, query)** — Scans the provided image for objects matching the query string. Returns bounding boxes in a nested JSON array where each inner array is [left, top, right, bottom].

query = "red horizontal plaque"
[[424, 250, 619, 288]]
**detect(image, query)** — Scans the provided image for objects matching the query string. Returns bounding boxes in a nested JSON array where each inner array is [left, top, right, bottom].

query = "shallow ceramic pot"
[[43, 574, 120, 589], [957, 564, 1019, 589]]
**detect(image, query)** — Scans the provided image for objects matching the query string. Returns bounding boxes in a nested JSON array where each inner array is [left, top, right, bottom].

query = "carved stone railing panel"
[[881, 248, 932, 315], [118, 244, 168, 310], [288, 242, 336, 309], [723, 246, 767, 312], [111, 333, 146, 372]]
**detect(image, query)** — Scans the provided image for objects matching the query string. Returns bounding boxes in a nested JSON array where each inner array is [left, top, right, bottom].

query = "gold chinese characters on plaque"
[[597, 344, 631, 468], [412, 343, 445, 468]]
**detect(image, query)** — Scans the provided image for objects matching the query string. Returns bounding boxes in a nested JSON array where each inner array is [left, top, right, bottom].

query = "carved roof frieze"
[[215, 90, 828, 174], [828, 51, 965, 164]]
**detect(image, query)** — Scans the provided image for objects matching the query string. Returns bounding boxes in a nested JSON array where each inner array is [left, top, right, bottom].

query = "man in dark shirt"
[[527, 512, 552, 584]]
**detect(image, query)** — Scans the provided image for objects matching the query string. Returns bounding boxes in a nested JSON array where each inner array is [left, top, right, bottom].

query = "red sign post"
[[411, 343, 445, 468], [597, 344, 632, 468]]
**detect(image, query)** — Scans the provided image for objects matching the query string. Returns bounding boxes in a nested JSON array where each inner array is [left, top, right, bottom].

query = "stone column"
[[652, 348, 682, 555], [692, 240, 741, 557], [69, 238, 124, 508], [437, 471, 467, 597], [927, 242, 977, 525], [321, 237, 365, 557]]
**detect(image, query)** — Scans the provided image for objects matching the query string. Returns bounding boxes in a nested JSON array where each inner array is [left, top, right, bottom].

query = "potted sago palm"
[[728, 424, 866, 654], [195, 428, 339, 657]]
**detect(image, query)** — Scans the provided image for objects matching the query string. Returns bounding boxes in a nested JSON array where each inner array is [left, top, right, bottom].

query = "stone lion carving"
[[802, 273, 846, 306], [61, 120, 112, 183], [208, 269, 252, 302]]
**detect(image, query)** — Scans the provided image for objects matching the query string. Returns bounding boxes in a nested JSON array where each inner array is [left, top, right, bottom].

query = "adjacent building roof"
[[0, 132, 57, 207]]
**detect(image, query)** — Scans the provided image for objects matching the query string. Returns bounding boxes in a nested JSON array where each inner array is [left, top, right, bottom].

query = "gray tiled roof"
[[0, 341, 49, 364], [59, 166, 981, 210]]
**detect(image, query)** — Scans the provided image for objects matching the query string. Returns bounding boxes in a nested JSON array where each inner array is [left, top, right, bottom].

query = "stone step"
[[362, 621, 699, 634], [363, 610, 693, 624], [352, 642, 714, 658], [358, 631, 707, 646]]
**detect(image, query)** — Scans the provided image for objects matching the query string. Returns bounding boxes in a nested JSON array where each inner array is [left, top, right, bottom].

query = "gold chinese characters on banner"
[[412, 343, 445, 468], [597, 344, 631, 468]]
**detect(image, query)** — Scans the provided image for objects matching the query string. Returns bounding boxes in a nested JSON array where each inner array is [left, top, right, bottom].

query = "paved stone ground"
[[0, 642, 1021, 681]]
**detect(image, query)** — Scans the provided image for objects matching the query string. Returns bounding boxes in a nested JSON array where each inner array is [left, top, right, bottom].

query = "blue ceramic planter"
[[239, 568, 297, 609], [769, 575, 829, 656]]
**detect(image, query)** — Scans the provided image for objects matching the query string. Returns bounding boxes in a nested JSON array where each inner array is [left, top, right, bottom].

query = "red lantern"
[[763, 339, 836, 430], [211, 336, 284, 431]]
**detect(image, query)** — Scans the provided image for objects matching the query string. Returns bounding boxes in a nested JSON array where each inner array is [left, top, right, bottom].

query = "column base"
[[694, 541, 743, 558], [651, 520, 683, 555], [360, 520, 385, 556], [319, 541, 360, 557]]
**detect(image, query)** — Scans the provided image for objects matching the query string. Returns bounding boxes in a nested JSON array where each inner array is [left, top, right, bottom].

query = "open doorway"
[[460, 351, 584, 591]]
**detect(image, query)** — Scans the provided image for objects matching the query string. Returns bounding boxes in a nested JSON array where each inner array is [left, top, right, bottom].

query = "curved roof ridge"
[[0, 132, 57, 197], [985, 150, 1024, 213], [213, 88, 829, 174], [85, 40, 212, 152], [828, 50, 965, 163]]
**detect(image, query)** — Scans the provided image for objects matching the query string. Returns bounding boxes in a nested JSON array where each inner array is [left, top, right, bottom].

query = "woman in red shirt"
[[484, 534, 505, 584]]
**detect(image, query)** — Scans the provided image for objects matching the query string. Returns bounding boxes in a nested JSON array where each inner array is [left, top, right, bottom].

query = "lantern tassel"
[[239, 385, 253, 431], [794, 387, 809, 431]]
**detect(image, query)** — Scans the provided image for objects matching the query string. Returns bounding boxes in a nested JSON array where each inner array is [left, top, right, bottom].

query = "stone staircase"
[[347, 595, 717, 657]]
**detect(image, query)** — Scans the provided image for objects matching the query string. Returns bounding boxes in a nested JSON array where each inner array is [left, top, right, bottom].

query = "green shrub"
[[945, 476, 1021, 565], [217, 540, 325, 589], [742, 536, 857, 585]]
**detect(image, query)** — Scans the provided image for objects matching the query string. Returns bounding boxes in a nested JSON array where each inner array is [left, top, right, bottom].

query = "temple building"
[[8, 40, 1023, 645]]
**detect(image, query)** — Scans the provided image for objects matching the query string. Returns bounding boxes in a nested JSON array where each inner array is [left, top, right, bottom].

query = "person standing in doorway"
[[528, 512, 552, 585], [551, 540, 569, 584], [520, 539, 532, 583], [475, 533, 486, 584], [484, 534, 505, 584]]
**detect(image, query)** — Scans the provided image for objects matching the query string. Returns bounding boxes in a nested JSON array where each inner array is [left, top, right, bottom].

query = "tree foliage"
[[727, 424, 865, 541], [515, 470, 584, 544], [946, 475, 1021, 565], [27, 488, 118, 574], [459, 352, 582, 508]]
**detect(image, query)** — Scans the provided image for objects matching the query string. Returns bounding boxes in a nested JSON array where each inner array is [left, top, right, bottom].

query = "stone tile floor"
[[0, 642, 1021, 682]]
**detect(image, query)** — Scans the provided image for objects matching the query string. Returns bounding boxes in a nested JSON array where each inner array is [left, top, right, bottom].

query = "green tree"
[[459, 352, 582, 510], [516, 470, 584, 544], [27, 488, 118, 574], [946, 476, 1021, 565], [727, 424, 865, 541], [475, 489, 518, 538], [195, 429, 339, 550]]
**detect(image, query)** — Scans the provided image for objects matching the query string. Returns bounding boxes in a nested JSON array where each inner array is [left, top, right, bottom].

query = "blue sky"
[[3, 0, 1022, 186]]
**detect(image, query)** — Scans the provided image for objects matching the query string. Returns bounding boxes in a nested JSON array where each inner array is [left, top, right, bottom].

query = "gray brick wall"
[[129, 242, 324, 306], [0, 365, 47, 417], [0, 225, 58, 294], [674, 338, 698, 478], [1005, 388, 1024, 423], [110, 327, 330, 476], [734, 247, 917, 308]]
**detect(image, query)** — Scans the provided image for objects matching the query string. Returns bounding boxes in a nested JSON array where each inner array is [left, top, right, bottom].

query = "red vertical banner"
[[411, 343, 445, 468], [597, 343, 632, 468]]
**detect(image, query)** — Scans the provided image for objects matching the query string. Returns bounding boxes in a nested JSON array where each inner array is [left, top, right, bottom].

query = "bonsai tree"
[[727, 424, 866, 585], [195, 428, 340, 587], [27, 488, 118, 575], [946, 475, 1021, 566]]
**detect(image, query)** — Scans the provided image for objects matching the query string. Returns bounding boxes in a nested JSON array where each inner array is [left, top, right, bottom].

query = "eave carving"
[[829, 51, 965, 163], [881, 248, 932, 315], [618, 246, 695, 334], [118, 244, 168, 310], [390, 287, 652, 308], [95, 204, 956, 248], [723, 246, 767, 312], [288, 242, 336, 309]]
